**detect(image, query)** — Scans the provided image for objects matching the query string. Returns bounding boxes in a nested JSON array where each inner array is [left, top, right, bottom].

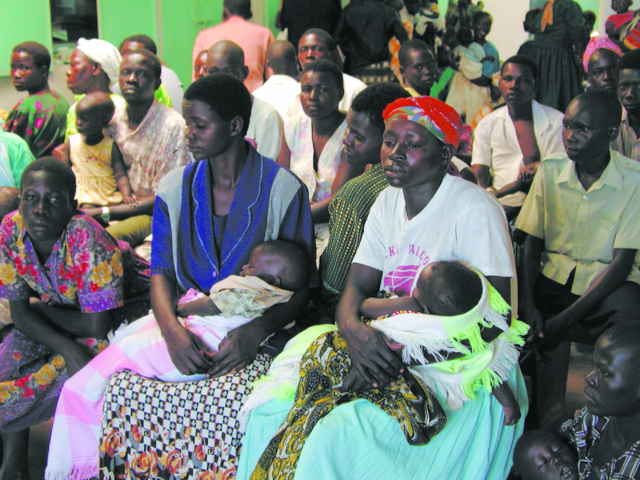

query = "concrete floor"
[[14, 344, 593, 480]]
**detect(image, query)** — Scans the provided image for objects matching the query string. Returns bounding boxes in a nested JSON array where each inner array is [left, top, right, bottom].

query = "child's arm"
[[361, 295, 423, 319], [176, 296, 221, 317], [111, 142, 136, 206], [60, 140, 71, 166], [492, 382, 521, 426]]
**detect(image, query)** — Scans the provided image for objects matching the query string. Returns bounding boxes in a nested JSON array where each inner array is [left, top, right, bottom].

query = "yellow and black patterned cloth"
[[251, 331, 447, 480]]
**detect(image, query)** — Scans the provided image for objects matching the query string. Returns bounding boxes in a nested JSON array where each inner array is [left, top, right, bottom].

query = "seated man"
[[516, 90, 640, 426], [119, 34, 184, 114], [287, 28, 367, 117], [252, 40, 301, 123], [206, 40, 283, 161], [83, 49, 191, 249], [612, 49, 640, 161], [472, 55, 565, 220]]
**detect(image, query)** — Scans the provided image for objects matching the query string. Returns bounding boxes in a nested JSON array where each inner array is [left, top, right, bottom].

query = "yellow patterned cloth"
[[250, 331, 446, 480]]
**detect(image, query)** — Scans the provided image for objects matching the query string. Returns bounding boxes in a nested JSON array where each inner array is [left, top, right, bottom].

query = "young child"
[[446, 27, 493, 122], [46, 239, 309, 480], [62, 92, 134, 208], [361, 261, 526, 425], [513, 431, 579, 480], [473, 11, 500, 79], [606, 0, 635, 41]]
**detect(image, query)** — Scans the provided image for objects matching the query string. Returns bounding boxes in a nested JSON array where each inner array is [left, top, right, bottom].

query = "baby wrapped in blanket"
[[45, 240, 308, 480], [243, 261, 528, 480]]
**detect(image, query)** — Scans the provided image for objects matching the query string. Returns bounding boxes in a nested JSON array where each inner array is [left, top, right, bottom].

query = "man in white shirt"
[[287, 28, 366, 117], [472, 55, 565, 219], [207, 41, 283, 161], [252, 41, 300, 123]]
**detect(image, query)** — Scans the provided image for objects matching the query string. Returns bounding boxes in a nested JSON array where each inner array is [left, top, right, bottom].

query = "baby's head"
[[513, 431, 578, 480], [413, 261, 482, 316], [456, 27, 474, 48], [76, 92, 115, 142], [239, 240, 309, 291]]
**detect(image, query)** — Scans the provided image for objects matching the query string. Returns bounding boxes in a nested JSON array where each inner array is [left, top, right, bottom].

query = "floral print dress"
[[0, 211, 150, 431]]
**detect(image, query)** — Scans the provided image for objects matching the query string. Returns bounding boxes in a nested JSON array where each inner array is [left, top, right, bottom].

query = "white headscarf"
[[76, 38, 122, 88]]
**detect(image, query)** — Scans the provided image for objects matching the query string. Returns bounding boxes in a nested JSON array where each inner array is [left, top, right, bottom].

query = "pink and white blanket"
[[44, 281, 292, 480]]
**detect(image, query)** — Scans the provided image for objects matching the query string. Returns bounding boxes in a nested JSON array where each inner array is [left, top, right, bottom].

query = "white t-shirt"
[[353, 174, 516, 296], [247, 96, 284, 162]]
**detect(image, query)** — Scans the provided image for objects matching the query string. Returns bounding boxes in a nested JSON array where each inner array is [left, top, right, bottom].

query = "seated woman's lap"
[[237, 366, 528, 480]]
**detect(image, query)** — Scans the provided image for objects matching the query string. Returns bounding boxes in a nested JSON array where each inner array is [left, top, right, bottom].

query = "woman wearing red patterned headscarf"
[[237, 97, 527, 480]]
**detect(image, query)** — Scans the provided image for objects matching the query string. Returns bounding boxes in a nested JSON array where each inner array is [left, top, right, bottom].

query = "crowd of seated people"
[[0, 0, 639, 479]]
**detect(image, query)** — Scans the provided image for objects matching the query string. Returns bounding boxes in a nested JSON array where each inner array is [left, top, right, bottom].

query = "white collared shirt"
[[471, 101, 565, 207], [252, 75, 300, 123]]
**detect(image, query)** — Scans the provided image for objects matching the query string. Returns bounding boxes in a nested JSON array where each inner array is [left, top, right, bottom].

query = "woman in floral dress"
[[0, 158, 150, 480]]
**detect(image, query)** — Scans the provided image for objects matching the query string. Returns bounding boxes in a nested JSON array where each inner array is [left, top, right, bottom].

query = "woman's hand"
[[341, 318, 404, 389], [163, 324, 214, 375], [62, 343, 94, 377], [208, 323, 261, 378]]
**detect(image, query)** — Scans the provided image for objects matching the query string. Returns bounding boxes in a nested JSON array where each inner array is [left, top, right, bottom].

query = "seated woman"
[[238, 97, 527, 480], [0, 158, 150, 480], [5, 42, 69, 158], [513, 317, 640, 480], [278, 59, 364, 261], [85, 73, 315, 480]]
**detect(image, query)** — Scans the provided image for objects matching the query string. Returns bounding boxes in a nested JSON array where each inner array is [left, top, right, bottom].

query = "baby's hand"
[[123, 194, 138, 207], [502, 405, 521, 426]]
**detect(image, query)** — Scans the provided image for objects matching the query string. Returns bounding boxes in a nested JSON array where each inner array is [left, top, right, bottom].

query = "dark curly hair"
[[184, 73, 252, 136], [351, 83, 411, 132], [21, 157, 77, 200], [13, 42, 51, 71]]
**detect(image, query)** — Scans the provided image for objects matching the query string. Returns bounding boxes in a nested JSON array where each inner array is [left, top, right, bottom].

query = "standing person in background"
[[119, 34, 184, 115], [518, 0, 588, 112], [473, 12, 500, 85], [335, 0, 408, 76], [277, 0, 342, 57], [64, 38, 124, 141], [192, 0, 274, 91], [252, 41, 301, 123], [4, 42, 69, 158]]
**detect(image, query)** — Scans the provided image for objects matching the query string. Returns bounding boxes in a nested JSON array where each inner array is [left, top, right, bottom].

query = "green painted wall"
[[575, 0, 600, 14], [98, 0, 157, 49], [1, 0, 52, 76]]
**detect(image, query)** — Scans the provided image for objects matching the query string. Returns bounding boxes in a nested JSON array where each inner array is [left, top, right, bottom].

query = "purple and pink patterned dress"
[[0, 211, 150, 431]]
